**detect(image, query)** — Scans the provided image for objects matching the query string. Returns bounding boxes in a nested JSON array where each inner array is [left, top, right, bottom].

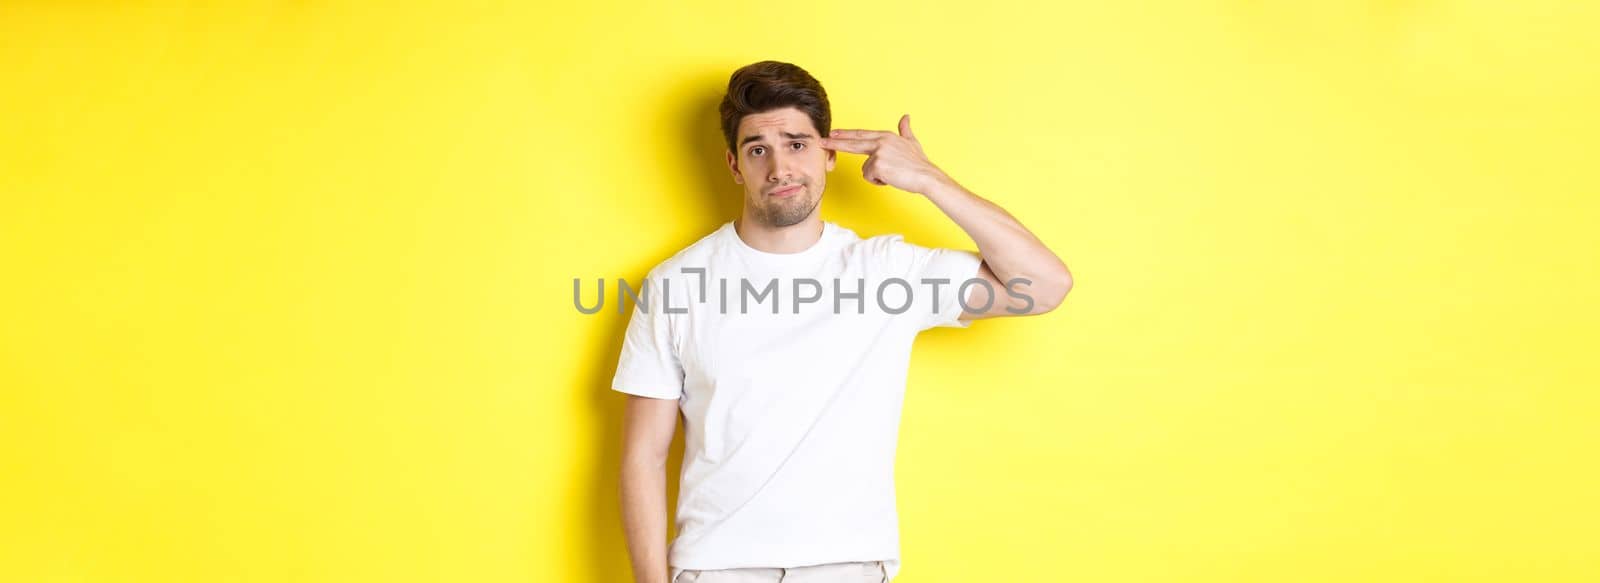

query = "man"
[[614, 61, 1072, 583]]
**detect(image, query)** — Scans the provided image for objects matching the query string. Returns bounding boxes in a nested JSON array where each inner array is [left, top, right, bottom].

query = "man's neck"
[[733, 214, 824, 254]]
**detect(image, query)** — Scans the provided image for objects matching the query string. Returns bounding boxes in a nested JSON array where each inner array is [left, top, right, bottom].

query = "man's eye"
[[750, 146, 764, 156], [791, 142, 805, 150]]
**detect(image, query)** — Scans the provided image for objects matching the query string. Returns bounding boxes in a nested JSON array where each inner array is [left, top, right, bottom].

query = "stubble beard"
[[753, 185, 820, 228]]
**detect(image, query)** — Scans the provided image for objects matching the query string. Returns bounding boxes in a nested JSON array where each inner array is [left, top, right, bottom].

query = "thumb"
[[898, 114, 917, 142]]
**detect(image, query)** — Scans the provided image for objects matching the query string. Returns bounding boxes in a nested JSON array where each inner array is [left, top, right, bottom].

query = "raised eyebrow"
[[739, 132, 815, 147]]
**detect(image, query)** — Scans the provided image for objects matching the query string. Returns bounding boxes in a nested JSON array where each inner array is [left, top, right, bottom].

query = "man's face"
[[725, 107, 836, 228]]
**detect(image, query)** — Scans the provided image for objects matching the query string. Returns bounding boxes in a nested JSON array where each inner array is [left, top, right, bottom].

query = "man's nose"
[[768, 150, 798, 182]]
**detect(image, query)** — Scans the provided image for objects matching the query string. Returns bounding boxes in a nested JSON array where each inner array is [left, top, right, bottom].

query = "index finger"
[[818, 137, 878, 154], [829, 129, 895, 140]]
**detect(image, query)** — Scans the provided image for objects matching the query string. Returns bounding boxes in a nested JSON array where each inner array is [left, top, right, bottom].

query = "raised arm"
[[820, 114, 1073, 320], [920, 176, 1072, 320]]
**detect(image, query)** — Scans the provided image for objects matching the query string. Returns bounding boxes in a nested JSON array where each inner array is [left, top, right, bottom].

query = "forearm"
[[620, 456, 670, 583], [921, 175, 1073, 304]]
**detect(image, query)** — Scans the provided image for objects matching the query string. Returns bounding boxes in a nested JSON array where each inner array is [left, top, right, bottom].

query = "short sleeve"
[[610, 268, 685, 399], [870, 235, 985, 331], [912, 245, 984, 330]]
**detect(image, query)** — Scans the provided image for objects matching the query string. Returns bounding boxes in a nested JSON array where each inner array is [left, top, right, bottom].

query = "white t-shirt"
[[610, 220, 983, 582]]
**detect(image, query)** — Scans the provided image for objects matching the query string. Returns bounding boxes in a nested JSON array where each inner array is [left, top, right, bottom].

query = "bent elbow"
[[1033, 271, 1073, 314]]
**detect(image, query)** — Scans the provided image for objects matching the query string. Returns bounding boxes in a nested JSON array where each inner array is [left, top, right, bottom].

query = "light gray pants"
[[673, 560, 888, 582]]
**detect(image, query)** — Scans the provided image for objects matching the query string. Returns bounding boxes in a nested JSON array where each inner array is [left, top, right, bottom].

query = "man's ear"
[[725, 150, 743, 184], [826, 149, 836, 172]]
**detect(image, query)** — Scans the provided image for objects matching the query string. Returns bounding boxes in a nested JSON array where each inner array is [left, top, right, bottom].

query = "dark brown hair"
[[719, 61, 831, 154]]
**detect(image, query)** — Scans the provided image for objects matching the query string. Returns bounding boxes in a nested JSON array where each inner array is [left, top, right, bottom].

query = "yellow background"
[[3, 1, 1597, 581]]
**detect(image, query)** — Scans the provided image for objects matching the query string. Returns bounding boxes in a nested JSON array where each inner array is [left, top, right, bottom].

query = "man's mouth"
[[769, 184, 803, 198]]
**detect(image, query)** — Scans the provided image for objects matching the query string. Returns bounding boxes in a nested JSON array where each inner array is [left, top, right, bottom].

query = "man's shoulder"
[[840, 228, 975, 275], [642, 222, 730, 280], [826, 221, 914, 253], [842, 228, 922, 262]]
